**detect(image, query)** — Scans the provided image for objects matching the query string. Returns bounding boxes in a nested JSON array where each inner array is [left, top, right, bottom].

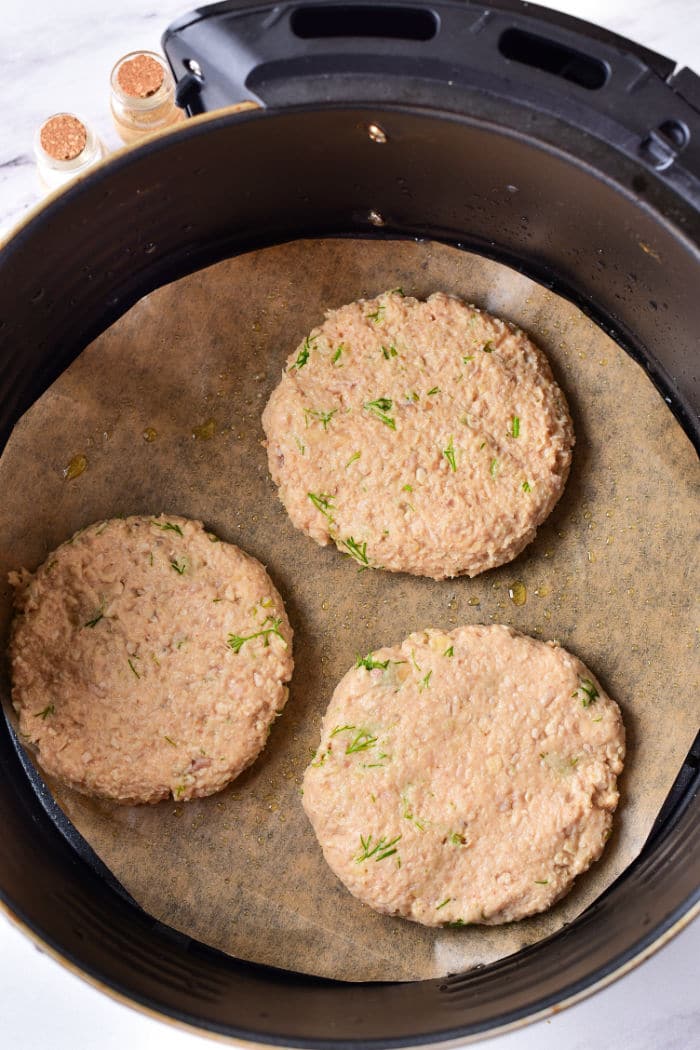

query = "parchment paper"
[[0, 239, 698, 982]]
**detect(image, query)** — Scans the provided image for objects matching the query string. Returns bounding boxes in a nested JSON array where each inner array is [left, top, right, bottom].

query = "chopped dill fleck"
[[170, 558, 187, 575], [213, 597, 223, 603], [331, 724, 355, 737], [164, 735, 177, 747], [340, 536, 369, 566], [207, 533, 220, 543], [444, 645, 454, 658], [574, 678, 600, 707], [390, 287, 405, 296], [446, 919, 466, 927], [149, 552, 154, 566], [367, 305, 385, 323], [292, 335, 316, 369], [332, 343, 344, 364], [410, 648, 422, 672], [174, 784, 186, 799], [402, 795, 425, 830], [534, 879, 549, 885], [381, 345, 398, 359], [490, 457, 499, 478], [419, 670, 433, 690], [356, 653, 390, 671], [509, 416, 521, 438], [345, 451, 361, 470], [483, 341, 495, 353], [151, 520, 184, 537], [311, 749, 328, 768], [436, 898, 451, 910], [304, 407, 337, 430], [308, 491, 335, 518], [35, 704, 55, 719], [402, 483, 413, 493], [427, 386, 440, 396], [355, 833, 401, 863], [443, 436, 457, 472], [462, 355, 474, 363], [450, 832, 465, 845], [228, 616, 285, 653], [406, 390, 420, 403], [522, 480, 532, 493], [346, 729, 378, 754], [84, 608, 104, 628], [128, 658, 140, 679], [364, 397, 396, 430], [295, 436, 306, 455]]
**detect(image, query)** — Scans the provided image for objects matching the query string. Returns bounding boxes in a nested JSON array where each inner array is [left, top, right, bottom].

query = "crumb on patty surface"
[[9, 515, 293, 804], [262, 291, 574, 579], [303, 624, 624, 926]]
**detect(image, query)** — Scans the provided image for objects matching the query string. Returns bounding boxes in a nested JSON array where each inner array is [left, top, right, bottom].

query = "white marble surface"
[[1, 1, 699, 1048]]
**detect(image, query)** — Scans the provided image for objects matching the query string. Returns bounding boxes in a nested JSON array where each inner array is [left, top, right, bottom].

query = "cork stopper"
[[116, 53, 164, 99], [39, 114, 87, 161]]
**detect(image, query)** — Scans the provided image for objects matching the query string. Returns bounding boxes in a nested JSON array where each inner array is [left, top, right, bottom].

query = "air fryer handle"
[[162, 0, 700, 202]]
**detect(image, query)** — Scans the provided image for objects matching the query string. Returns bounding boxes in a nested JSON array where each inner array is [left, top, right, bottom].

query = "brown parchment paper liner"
[[0, 239, 698, 982]]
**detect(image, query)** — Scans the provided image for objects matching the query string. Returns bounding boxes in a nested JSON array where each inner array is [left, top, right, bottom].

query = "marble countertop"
[[1, 1, 699, 1048]]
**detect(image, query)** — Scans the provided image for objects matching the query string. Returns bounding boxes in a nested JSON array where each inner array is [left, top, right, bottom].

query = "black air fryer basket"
[[1, 1, 698, 1044]]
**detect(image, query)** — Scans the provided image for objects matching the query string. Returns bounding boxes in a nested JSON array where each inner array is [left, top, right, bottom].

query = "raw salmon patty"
[[9, 515, 293, 804], [303, 624, 624, 926], [263, 291, 574, 579]]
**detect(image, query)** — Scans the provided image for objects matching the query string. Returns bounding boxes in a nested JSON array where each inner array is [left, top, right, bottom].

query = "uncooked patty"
[[303, 624, 624, 926], [262, 291, 574, 579], [9, 515, 293, 804]]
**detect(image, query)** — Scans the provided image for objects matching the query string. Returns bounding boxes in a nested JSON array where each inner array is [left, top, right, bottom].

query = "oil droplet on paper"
[[192, 418, 216, 441], [508, 580, 527, 606], [142, 426, 157, 442], [63, 454, 87, 480]]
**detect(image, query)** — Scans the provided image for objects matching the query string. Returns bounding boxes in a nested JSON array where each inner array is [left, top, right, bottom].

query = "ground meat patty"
[[262, 291, 574, 580], [9, 516, 293, 804], [303, 624, 624, 926]]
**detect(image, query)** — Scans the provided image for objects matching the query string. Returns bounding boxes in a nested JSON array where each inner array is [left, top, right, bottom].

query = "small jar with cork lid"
[[34, 113, 105, 193], [110, 50, 184, 145]]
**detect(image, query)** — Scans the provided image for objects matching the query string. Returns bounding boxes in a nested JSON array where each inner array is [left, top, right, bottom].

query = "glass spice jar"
[[33, 113, 105, 193], [110, 50, 184, 145]]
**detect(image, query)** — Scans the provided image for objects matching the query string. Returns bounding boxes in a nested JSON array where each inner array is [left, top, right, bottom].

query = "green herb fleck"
[[390, 287, 405, 296], [345, 450, 361, 469], [574, 678, 600, 707], [436, 898, 451, 911], [151, 520, 184, 537], [294, 436, 306, 455], [402, 483, 413, 493], [462, 355, 474, 363], [170, 558, 187, 575], [367, 305, 385, 323], [356, 653, 390, 671], [128, 658, 140, 679], [490, 458, 499, 478], [356, 833, 401, 863], [340, 536, 369, 566], [450, 832, 465, 845], [509, 416, 520, 438], [419, 670, 432, 690], [164, 735, 178, 747], [174, 784, 186, 799], [534, 879, 549, 885], [346, 729, 378, 754], [483, 341, 495, 353], [410, 648, 422, 673], [308, 492, 335, 519], [522, 480, 532, 493], [331, 724, 355, 737], [292, 335, 316, 370], [35, 704, 55, 719], [332, 343, 344, 364], [304, 408, 337, 430], [427, 386, 440, 396], [84, 608, 104, 628], [446, 919, 466, 927], [444, 645, 454, 658], [311, 749, 328, 768], [228, 617, 286, 654], [381, 345, 398, 359], [364, 397, 396, 430], [402, 795, 425, 831], [443, 436, 457, 472], [207, 532, 220, 543]]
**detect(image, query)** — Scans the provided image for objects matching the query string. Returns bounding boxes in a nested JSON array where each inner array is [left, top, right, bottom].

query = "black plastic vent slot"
[[499, 27, 608, 90], [291, 5, 438, 41]]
